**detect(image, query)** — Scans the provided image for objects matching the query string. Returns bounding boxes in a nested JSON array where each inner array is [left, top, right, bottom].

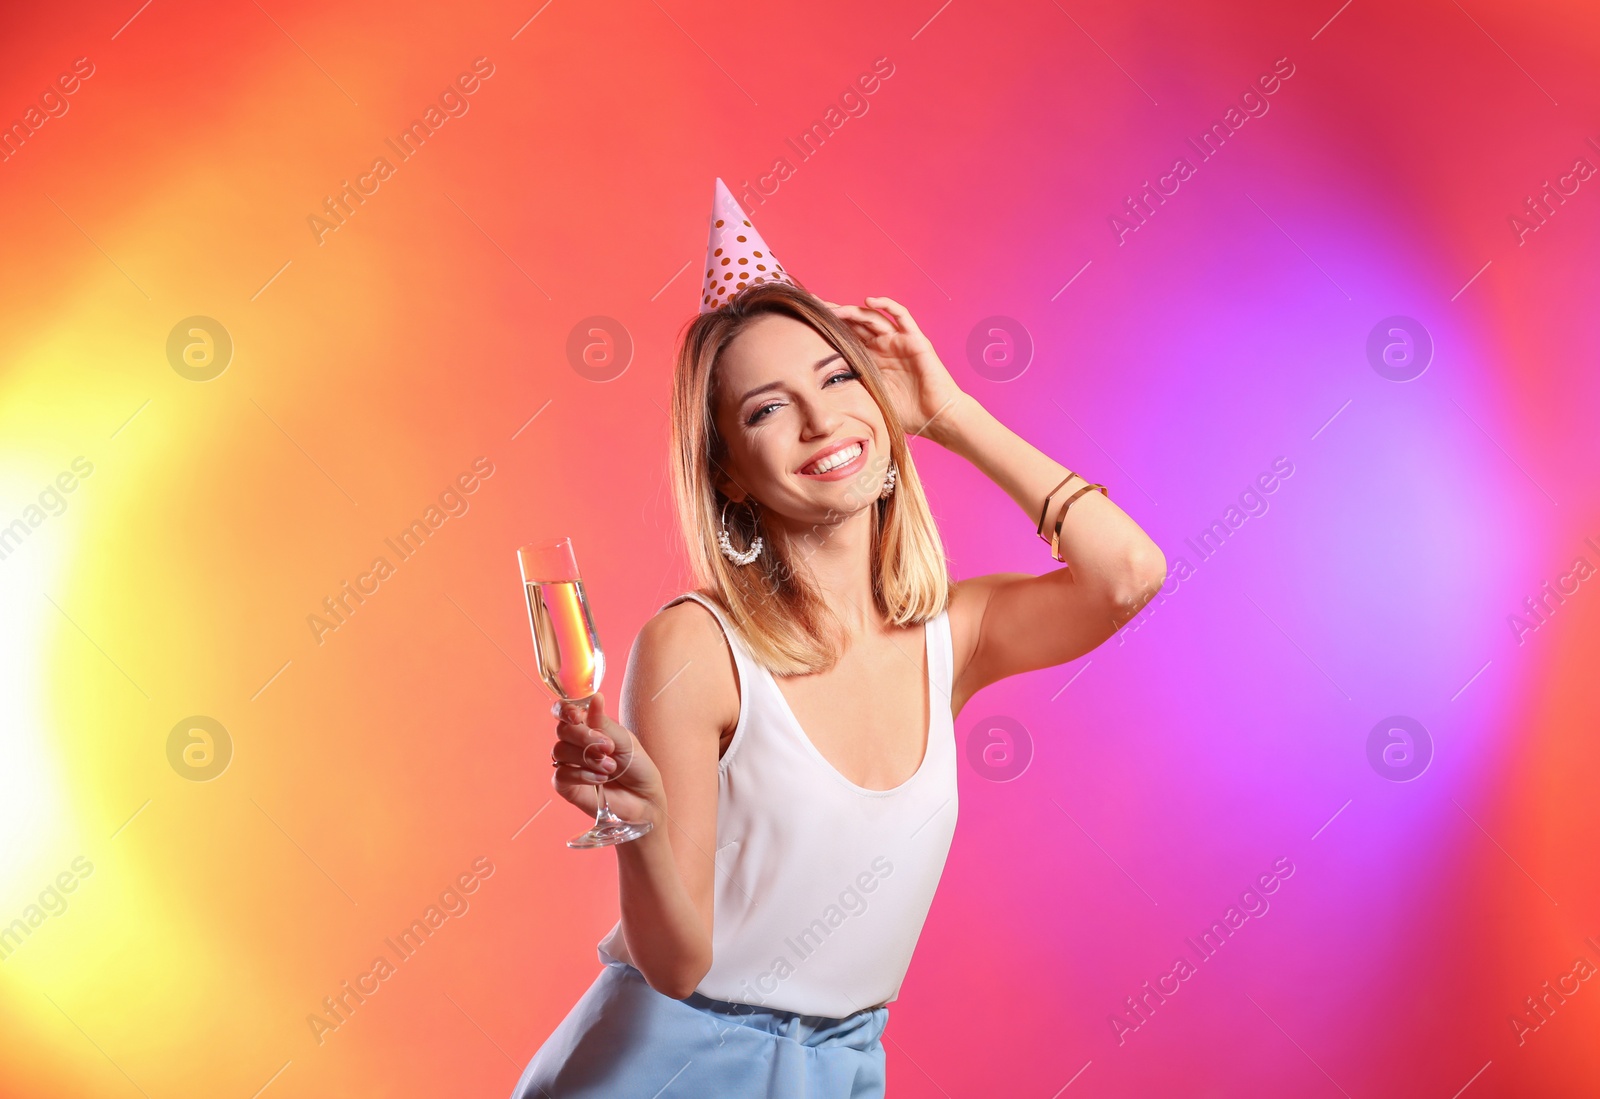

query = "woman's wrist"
[[922, 390, 1098, 554], [621, 784, 667, 830], [615, 799, 673, 862], [919, 389, 981, 450]]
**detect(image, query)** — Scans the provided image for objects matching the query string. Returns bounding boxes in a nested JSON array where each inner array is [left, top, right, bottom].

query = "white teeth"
[[805, 443, 862, 475]]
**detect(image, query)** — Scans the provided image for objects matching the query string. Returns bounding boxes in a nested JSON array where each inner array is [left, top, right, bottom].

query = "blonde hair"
[[668, 281, 953, 676]]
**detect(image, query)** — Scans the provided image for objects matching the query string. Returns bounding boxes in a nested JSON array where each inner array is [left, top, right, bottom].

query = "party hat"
[[700, 177, 796, 312]]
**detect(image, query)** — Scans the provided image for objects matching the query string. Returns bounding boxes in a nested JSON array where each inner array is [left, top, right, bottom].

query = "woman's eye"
[[747, 371, 855, 424]]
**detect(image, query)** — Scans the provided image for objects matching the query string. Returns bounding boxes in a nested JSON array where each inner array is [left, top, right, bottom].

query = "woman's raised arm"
[[825, 294, 1166, 709], [930, 390, 1167, 708]]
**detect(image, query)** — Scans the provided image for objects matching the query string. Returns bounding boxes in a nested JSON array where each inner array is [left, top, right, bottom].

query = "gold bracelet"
[[1035, 472, 1081, 540], [1050, 482, 1108, 563]]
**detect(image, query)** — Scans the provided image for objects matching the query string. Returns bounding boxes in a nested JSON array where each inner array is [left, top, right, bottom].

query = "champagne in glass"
[[525, 577, 606, 704], [517, 538, 653, 848]]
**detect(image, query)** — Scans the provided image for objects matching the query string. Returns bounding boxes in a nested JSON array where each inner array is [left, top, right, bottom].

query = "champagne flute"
[[517, 538, 654, 848]]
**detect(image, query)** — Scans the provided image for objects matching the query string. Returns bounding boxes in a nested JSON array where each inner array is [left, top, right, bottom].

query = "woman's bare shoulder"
[[640, 595, 730, 652], [626, 596, 741, 739]]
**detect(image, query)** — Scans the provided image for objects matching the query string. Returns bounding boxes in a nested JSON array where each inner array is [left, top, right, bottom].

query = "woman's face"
[[711, 312, 890, 528]]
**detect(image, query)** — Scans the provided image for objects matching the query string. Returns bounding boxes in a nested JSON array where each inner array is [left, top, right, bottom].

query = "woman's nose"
[[795, 393, 842, 437]]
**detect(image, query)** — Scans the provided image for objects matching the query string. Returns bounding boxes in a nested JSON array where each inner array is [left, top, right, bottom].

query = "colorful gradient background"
[[3, 0, 1598, 1095]]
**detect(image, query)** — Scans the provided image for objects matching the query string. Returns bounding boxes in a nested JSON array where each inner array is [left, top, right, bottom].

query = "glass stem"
[[595, 781, 620, 824]]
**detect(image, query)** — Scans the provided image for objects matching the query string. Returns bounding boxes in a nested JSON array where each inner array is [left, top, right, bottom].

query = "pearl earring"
[[880, 459, 898, 500], [717, 497, 763, 566]]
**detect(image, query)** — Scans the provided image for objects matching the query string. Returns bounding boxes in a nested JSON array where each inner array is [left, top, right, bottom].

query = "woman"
[[512, 199, 1165, 1098]]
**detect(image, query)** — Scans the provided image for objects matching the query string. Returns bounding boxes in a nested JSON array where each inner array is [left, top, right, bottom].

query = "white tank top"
[[598, 590, 958, 1018]]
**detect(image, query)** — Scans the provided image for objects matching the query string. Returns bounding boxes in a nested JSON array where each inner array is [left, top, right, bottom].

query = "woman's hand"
[[824, 295, 967, 441], [549, 692, 665, 826]]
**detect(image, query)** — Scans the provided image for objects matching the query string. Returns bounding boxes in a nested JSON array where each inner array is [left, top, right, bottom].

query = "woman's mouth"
[[798, 440, 868, 480]]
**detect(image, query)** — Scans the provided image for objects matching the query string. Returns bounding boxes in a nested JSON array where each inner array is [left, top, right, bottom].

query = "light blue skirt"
[[510, 961, 889, 1098]]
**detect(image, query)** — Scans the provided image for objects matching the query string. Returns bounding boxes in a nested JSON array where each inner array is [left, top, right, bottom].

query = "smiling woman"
[[673, 283, 954, 675], [511, 180, 1165, 1099]]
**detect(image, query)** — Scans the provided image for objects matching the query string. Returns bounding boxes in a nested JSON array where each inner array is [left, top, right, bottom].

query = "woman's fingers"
[[546, 691, 658, 813], [552, 724, 622, 774], [551, 740, 616, 771], [831, 303, 891, 334], [553, 761, 611, 784], [829, 295, 912, 335], [865, 295, 916, 333], [555, 723, 616, 776], [554, 712, 609, 746], [551, 766, 611, 811]]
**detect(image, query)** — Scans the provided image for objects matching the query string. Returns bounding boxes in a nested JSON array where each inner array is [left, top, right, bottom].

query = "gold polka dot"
[[714, 247, 723, 257], [753, 251, 763, 258], [756, 264, 766, 271], [738, 257, 748, 265], [724, 273, 733, 281], [715, 219, 725, 228], [754, 276, 765, 283], [721, 258, 730, 266], [736, 235, 747, 242], [742, 220, 751, 226]]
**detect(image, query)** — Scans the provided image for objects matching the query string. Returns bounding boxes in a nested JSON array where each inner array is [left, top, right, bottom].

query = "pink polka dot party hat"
[[700, 177, 797, 312]]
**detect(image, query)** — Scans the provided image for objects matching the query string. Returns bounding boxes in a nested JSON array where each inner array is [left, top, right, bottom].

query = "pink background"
[[1, 0, 1597, 1095]]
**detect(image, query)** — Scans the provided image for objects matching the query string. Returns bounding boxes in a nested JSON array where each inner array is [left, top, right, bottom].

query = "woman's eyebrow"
[[739, 352, 843, 406]]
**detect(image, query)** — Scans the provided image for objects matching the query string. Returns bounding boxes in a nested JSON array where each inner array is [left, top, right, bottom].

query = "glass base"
[[568, 812, 653, 849]]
